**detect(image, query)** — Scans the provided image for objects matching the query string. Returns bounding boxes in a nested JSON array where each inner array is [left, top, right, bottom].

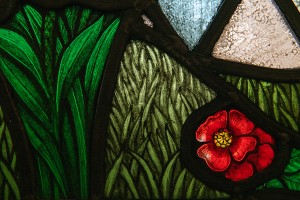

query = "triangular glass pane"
[[212, 0, 300, 69], [158, 0, 223, 50], [293, 0, 300, 11]]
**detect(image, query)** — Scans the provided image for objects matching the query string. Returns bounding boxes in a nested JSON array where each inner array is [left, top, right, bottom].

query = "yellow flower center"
[[214, 130, 232, 148]]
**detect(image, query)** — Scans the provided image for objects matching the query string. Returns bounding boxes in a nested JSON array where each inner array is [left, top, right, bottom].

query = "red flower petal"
[[247, 144, 274, 172], [225, 162, 253, 181], [197, 143, 231, 172], [196, 110, 227, 142], [253, 128, 274, 145], [230, 136, 257, 161], [229, 110, 254, 135]]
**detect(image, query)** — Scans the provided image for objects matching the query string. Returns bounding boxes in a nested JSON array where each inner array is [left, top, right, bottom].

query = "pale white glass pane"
[[212, 0, 300, 69], [293, 0, 300, 11]]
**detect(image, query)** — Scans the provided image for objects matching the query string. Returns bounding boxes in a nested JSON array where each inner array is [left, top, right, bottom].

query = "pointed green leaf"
[[291, 85, 300, 119], [172, 169, 187, 199], [56, 16, 105, 112], [147, 140, 162, 174], [0, 29, 47, 96], [0, 57, 49, 124], [120, 164, 139, 199], [20, 108, 67, 197], [129, 151, 159, 198], [78, 9, 92, 32], [161, 152, 179, 199], [85, 18, 120, 114], [277, 85, 291, 111], [186, 178, 195, 199], [105, 152, 124, 197], [284, 149, 300, 173], [121, 112, 132, 143], [67, 78, 87, 199], [37, 157, 51, 198], [280, 107, 299, 131], [0, 161, 20, 200], [283, 176, 300, 190], [23, 6, 42, 45], [258, 83, 269, 113], [65, 7, 79, 35]]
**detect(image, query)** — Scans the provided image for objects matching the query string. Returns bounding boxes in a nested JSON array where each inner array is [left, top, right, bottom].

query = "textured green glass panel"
[[158, 0, 223, 50], [105, 41, 229, 199], [0, 5, 119, 199], [0, 106, 20, 200], [224, 75, 300, 191]]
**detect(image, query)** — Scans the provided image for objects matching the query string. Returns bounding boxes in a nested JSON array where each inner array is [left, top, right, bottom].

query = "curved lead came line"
[[0, 0, 156, 23]]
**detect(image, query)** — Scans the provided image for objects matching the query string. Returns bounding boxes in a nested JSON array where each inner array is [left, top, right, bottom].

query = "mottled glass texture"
[[293, 0, 300, 10], [158, 0, 223, 50], [212, 0, 300, 69]]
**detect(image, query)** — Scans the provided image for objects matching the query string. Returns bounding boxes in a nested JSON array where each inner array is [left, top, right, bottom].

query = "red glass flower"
[[196, 110, 275, 181]]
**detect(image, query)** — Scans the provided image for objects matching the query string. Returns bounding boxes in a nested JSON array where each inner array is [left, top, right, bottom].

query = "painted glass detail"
[[158, 0, 223, 50], [196, 110, 274, 181], [0, 106, 20, 200], [213, 0, 300, 69], [104, 41, 229, 199], [0, 5, 119, 199], [224, 75, 300, 190]]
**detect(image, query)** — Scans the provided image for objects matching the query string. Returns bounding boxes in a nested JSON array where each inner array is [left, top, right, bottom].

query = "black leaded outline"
[[91, 4, 300, 199], [180, 97, 290, 195], [0, 0, 299, 199]]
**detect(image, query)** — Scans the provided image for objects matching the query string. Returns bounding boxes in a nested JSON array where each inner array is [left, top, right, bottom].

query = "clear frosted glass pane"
[[212, 0, 300, 69], [158, 0, 223, 50], [293, 0, 300, 11]]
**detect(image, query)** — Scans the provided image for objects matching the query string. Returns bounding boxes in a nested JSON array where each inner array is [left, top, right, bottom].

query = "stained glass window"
[[0, 0, 299, 199]]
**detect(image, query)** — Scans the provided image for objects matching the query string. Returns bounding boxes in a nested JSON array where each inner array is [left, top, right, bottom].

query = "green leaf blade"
[[67, 79, 87, 199], [56, 16, 105, 112]]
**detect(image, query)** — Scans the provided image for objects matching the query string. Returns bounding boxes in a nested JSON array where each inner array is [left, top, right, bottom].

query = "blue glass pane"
[[158, 0, 223, 50]]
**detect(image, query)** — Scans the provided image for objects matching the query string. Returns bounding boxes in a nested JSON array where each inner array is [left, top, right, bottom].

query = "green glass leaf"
[[37, 157, 51, 198], [56, 16, 105, 112], [1, 5, 119, 198], [285, 149, 300, 173], [0, 106, 19, 200], [67, 78, 87, 199], [223, 75, 300, 191], [0, 29, 48, 96], [105, 152, 124, 197], [0, 161, 20, 200], [0, 57, 49, 124], [129, 151, 160, 199], [120, 164, 139, 199], [280, 149, 300, 190], [224, 76, 300, 132], [19, 108, 67, 197], [23, 6, 42, 46], [161, 153, 179, 199], [78, 9, 92, 33], [65, 7, 79, 35], [105, 41, 227, 199], [85, 18, 120, 115]]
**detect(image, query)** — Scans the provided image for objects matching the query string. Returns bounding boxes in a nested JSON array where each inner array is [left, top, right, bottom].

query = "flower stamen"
[[214, 129, 232, 148]]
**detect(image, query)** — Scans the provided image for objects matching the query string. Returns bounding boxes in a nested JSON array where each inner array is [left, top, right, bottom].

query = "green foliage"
[[224, 75, 300, 191], [0, 107, 20, 200], [0, 5, 119, 199], [105, 41, 229, 199]]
